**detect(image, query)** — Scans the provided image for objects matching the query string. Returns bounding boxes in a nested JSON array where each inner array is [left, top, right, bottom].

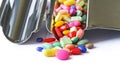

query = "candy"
[[36, 37, 43, 42], [43, 48, 58, 57], [59, 24, 69, 31], [71, 37, 79, 43], [60, 36, 72, 47], [77, 10, 82, 16], [55, 14, 62, 22], [36, 47, 44, 52], [53, 42, 62, 47], [62, 30, 70, 35], [70, 26, 77, 32], [42, 38, 56, 43], [64, 0, 76, 6], [58, 0, 67, 4], [55, 27, 63, 38], [56, 50, 70, 60], [68, 31, 76, 38], [42, 43, 53, 49], [54, 21, 65, 27], [78, 45, 87, 53], [71, 16, 82, 21], [76, 29, 84, 39], [64, 44, 75, 50], [71, 48, 82, 55], [85, 43, 94, 49], [79, 0, 85, 7], [77, 39, 89, 46]]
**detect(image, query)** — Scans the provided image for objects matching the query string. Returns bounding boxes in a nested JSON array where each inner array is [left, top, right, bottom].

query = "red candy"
[[55, 27, 63, 38], [71, 48, 82, 55], [59, 24, 69, 31], [68, 31, 76, 38], [43, 38, 56, 43]]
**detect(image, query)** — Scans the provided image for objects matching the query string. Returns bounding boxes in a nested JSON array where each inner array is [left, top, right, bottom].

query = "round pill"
[[36, 37, 43, 42], [78, 45, 87, 53], [56, 50, 70, 60], [36, 47, 43, 52], [85, 43, 94, 49]]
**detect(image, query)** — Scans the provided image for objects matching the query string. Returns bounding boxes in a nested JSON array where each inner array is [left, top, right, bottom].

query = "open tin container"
[[0, 0, 120, 44]]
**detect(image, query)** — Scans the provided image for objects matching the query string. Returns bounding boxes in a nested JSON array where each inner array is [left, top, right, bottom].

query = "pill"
[[71, 47, 82, 55], [68, 31, 76, 38], [42, 43, 53, 49], [36, 37, 43, 42], [55, 27, 63, 38], [43, 38, 56, 43], [59, 24, 69, 31], [53, 42, 62, 47], [64, 44, 75, 50], [77, 39, 89, 46], [76, 29, 84, 39], [70, 26, 77, 32], [71, 16, 82, 21], [71, 37, 79, 44], [60, 36, 72, 47], [85, 43, 94, 49], [36, 47, 44, 52], [56, 50, 70, 60], [78, 45, 87, 53], [54, 21, 65, 27], [62, 30, 70, 35], [43, 48, 58, 57]]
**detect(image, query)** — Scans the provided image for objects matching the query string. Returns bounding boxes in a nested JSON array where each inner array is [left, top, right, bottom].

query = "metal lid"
[[0, 0, 47, 44]]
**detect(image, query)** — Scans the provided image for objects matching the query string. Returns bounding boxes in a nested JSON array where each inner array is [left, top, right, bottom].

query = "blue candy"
[[71, 5, 76, 9], [36, 37, 43, 42], [78, 45, 87, 53], [36, 47, 44, 52]]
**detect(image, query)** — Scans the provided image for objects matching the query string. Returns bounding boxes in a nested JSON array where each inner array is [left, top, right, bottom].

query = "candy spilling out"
[[36, 0, 93, 60], [36, 37, 94, 60]]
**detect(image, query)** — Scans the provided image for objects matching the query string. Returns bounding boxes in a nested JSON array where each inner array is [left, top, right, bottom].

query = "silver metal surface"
[[0, 0, 47, 43]]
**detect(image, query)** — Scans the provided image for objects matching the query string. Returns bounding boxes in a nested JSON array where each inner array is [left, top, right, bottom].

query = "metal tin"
[[0, 0, 120, 44]]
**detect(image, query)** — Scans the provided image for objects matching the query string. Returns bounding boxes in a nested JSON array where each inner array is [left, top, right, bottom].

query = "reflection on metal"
[[0, 0, 47, 43]]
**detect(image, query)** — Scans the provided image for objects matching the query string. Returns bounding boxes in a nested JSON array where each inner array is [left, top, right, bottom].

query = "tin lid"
[[88, 0, 120, 30], [0, 0, 47, 44]]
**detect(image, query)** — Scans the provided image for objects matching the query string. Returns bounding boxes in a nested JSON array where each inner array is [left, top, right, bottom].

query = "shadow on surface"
[[24, 24, 120, 45]]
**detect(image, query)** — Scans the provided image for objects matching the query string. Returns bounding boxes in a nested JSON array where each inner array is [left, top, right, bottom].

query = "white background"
[[0, 0, 120, 80]]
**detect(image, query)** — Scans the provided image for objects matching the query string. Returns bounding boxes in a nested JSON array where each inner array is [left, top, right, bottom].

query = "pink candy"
[[56, 50, 70, 60], [69, 21, 81, 28]]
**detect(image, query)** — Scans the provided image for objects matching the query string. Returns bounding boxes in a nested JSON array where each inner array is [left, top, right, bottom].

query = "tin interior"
[[88, 0, 120, 30]]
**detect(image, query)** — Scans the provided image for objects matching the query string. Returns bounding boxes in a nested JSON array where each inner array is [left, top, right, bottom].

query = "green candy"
[[82, 15, 87, 21], [79, 0, 85, 7], [77, 39, 89, 46], [42, 43, 53, 49], [71, 37, 79, 44], [53, 42, 61, 47], [60, 36, 72, 47], [77, 10, 82, 16], [71, 16, 82, 22]]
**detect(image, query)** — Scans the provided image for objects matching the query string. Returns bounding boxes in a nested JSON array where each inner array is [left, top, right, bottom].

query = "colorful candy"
[[51, 0, 87, 40], [56, 49, 70, 60], [36, 0, 95, 61]]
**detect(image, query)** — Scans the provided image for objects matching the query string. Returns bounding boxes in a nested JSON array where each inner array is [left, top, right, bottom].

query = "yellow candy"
[[58, 0, 67, 3], [43, 48, 58, 57], [55, 14, 62, 22], [54, 21, 65, 27], [64, 0, 76, 6], [62, 14, 70, 18], [63, 30, 70, 35]]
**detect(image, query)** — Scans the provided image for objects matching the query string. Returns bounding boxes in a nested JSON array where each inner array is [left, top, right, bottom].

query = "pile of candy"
[[36, 0, 94, 60], [36, 37, 94, 60], [51, 0, 87, 40]]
